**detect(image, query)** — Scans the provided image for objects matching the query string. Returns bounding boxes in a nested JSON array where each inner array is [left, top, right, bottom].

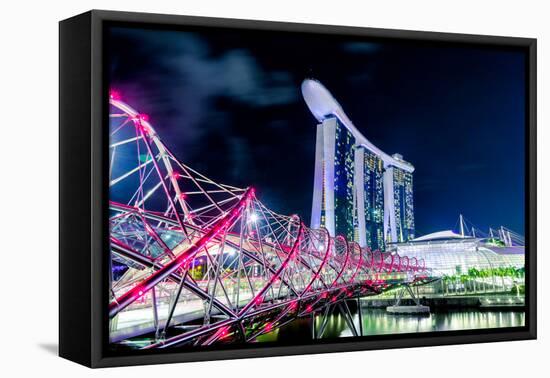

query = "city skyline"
[[108, 26, 526, 236], [105, 24, 528, 351]]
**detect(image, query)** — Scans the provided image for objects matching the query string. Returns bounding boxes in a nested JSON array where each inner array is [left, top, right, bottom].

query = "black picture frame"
[[59, 9, 537, 368]]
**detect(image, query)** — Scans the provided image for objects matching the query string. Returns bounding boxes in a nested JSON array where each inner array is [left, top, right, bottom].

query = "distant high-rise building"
[[383, 161, 415, 244], [359, 147, 385, 250], [303, 79, 415, 250], [393, 161, 415, 242]]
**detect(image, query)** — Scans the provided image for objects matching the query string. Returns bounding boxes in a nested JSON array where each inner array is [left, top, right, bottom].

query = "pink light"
[[264, 323, 273, 332], [306, 305, 313, 313], [134, 118, 150, 134], [218, 326, 230, 339], [139, 113, 149, 122], [109, 187, 255, 319], [109, 89, 121, 100]]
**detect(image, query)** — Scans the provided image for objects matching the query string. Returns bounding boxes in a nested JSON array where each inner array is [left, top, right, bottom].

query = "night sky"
[[107, 25, 526, 236]]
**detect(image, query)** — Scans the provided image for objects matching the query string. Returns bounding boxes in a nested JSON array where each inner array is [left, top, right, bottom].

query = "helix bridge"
[[108, 91, 431, 350]]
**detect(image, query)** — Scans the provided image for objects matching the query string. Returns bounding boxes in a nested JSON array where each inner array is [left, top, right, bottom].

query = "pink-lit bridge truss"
[[108, 91, 428, 349]]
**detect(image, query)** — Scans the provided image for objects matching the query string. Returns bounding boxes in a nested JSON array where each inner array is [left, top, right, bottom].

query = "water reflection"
[[257, 308, 525, 342]]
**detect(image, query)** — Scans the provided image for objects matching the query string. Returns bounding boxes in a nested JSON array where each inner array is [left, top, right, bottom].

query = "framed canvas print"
[[59, 10, 537, 368]]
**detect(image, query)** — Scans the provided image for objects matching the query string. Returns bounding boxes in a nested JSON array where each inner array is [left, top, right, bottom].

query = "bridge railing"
[[107, 93, 429, 348]]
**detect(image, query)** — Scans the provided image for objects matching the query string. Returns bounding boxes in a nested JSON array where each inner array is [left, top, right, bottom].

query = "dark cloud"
[[109, 29, 298, 150], [342, 42, 382, 54]]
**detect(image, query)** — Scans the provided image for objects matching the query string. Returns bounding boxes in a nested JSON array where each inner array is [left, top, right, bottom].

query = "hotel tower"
[[302, 79, 415, 251]]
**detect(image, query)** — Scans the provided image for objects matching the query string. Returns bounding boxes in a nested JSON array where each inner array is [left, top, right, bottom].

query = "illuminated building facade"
[[386, 158, 415, 243], [304, 79, 415, 251], [356, 147, 385, 250], [334, 120, 356, 241], [389, 231, 525, 276]]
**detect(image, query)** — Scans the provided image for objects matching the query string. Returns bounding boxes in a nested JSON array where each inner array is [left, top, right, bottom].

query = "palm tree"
[[442, 275, 450, 296], [506, 267, 515, 291], [451, 274, 458, 295], [479, 269, 488, 293], [460, 274, 469, 295], [468, 268, 479, 293], [490, 268, 498, 292], [497, 267, 506, 291]]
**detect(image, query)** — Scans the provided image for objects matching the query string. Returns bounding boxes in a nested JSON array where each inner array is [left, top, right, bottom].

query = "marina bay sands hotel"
[[302, 79, 415, 251]]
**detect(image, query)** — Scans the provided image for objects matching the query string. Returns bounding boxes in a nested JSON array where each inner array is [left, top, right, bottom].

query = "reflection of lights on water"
[[312, 309, 525, 340]]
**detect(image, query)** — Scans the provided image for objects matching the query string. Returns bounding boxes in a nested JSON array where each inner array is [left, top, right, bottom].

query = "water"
[[112, 299, 525, 350], [256, 307, 525, 343]]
